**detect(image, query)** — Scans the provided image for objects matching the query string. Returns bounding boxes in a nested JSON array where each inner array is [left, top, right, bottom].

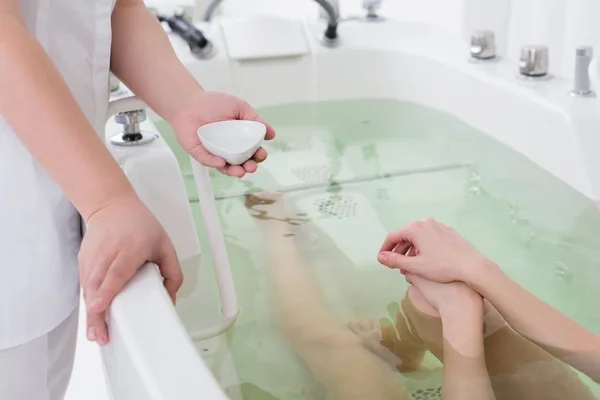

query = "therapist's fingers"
[[188, 144, 228, 169], [78, 246, 112, 304], [252, 147, 268, 163], [86, 310, 109, 346], [242, 159, 258, 174], [236, 99, 276, 141], [155, 240, 183, 304], [261, 120, 276, 141], [89, 252, 138, 314], [218, 165, 246, 178]]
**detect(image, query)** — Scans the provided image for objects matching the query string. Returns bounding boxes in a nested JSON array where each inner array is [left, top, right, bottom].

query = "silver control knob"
[[114, 109, 146, 135], [111, 109, 156, 146], [519, 45, 549, 77], [363, 0, 383, 19], [470, 30, 496, 60]]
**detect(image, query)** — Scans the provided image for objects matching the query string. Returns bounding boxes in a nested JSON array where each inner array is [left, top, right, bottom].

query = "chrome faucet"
[[315, 0, 340, 46], [157, 12, 215, 59], [571, 47, 595, 97], [203, 0, 224, 22]]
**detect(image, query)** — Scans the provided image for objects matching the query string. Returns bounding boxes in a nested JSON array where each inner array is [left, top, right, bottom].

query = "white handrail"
[[103, 263, 230, 400], [105, 95, 239, 341]]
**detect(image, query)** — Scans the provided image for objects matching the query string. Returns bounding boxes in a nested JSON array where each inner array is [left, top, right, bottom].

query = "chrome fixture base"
[[110, 131, 158, 146], [319, 34, 340, 48], [361, 14, 385, 22], [191, 41, 217, 59], [468, 55, 502, 64], [570, 89, 596, 97], [516, 73, 553, 82]]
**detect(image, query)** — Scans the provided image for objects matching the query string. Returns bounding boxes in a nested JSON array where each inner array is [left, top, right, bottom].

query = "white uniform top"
[[0, 0, 113, 350]]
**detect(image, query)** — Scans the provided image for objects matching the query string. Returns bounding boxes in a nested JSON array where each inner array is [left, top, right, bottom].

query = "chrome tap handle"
[[519, 45, 549, 77], [363, 0, 383, 19], [470, 30, 496, 60], [110, 107, 156, 146], [114, 109, 146, 136]]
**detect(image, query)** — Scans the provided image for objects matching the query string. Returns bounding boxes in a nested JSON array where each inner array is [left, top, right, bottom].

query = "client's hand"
[[377, 218, 495, 284], [406, 274, 483, 317]]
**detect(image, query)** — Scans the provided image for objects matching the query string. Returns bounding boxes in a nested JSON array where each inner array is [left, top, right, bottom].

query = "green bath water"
[[156, 99, 600, 399]]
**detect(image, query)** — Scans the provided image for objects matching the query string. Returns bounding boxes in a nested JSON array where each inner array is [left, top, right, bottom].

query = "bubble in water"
[[553, 261, 573, 282], [468, 171, 482, 183], [467, 171, 482, 195], [506, 203, 520, 224], [523, 230, 537, 247], [377, 188, 390, 201], [468, 185, 482, 196]]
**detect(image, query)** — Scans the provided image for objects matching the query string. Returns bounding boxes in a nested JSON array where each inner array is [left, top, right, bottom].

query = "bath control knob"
[[519, 45, 549, 77], [571, 46, 595, 97], [470, 30, 496, 60], [363, 0, 383, 19], [111, 109, 156, 146], [114, 109, 146, 134]]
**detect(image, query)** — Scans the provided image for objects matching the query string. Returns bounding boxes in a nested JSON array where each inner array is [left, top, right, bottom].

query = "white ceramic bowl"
[[197, 120, 267, 166]]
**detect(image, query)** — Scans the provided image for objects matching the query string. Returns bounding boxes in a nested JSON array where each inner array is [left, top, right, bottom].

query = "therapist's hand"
[[170, 91, 276, 178], [377, 218, 495, 284], [78, 194, 182, 346]]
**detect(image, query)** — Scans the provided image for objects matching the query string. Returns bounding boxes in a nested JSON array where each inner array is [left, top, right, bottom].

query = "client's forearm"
[[471, 264, 600, 382], [440, 304, 495, 400], [264, 225, 331, 322]]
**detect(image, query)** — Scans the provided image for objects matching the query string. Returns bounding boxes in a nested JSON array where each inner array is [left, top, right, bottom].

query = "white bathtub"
[[99, 15, 600, 399]]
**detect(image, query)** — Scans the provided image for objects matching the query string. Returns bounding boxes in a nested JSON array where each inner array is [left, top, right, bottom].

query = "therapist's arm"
[[0, 4, 133, 221], [110, 0, 202, 123], [0, 1, 181, 346], [110, 0, 276, 178]]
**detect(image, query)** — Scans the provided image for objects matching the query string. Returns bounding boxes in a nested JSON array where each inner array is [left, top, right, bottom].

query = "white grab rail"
[[105, 96, 239, 341], [189, 161, 239, 340]]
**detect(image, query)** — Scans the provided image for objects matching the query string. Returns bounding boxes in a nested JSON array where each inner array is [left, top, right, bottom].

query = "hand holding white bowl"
[[197, 120, 267, 166]]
